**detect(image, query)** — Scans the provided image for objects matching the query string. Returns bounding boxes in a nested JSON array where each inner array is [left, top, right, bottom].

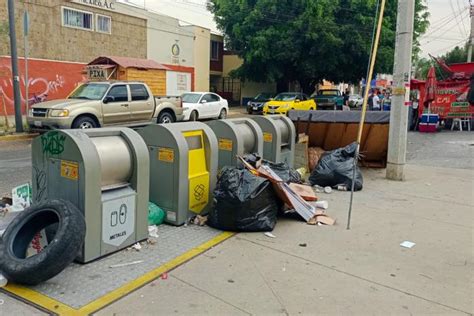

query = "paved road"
[[0, 139, 32, 196]]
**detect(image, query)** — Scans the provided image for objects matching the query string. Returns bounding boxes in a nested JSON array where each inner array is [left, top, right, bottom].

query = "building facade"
[[0, 0, 147, 63]]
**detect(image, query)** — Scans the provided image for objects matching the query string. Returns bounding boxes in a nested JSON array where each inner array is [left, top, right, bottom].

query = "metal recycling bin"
[[139, 122, 218, 226], [251, 115, 296, 167], [31, 128, 150, 263], [206, 118, 263, 169]]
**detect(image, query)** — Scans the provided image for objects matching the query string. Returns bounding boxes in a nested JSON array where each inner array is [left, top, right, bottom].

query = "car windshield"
[[182, 93, 202, 103], [69, 83, 109, 100], [273, 93, 298, 101], [318, 90, 338, 96], [254, 93, 273, 101]]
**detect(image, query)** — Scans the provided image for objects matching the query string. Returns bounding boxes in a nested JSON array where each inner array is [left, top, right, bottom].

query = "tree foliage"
[[208, 0, 430, 93], [441, 44, 468, 64], [414, 43, 469, 80]]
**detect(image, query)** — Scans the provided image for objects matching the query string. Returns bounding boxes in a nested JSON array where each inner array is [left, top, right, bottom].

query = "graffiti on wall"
[[0, 57, 87, 115]]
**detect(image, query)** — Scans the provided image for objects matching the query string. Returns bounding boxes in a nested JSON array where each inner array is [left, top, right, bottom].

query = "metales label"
[[102, 194, 135, 247], [263, 132, 273, 143], [60, 160, 78, 180], [218, 138, 233, 151], [158, 147, 174, 162]]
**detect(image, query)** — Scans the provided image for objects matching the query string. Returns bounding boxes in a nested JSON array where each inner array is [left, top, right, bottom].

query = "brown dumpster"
[[288, 110, 390, 168]]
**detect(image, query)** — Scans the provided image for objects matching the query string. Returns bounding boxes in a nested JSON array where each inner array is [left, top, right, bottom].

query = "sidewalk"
[[1, 132, 473, 315], [95, 164, 473, 315]]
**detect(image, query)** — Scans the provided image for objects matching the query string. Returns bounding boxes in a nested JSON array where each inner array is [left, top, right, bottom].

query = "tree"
[[441, 44, 468, 64], [208, 0, 430, 93]]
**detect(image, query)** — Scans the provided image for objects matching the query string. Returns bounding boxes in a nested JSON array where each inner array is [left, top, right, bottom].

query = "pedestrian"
[[411, 96, 419, 130], [372, 90, 381, 111], [343, 89, 350, 107], [368, 89, 374, 111]]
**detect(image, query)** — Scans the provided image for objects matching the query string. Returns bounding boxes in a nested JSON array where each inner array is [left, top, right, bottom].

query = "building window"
[[96, 14, 111, 34], [62, 7, 93, 31], [211, 41, 220, 61]]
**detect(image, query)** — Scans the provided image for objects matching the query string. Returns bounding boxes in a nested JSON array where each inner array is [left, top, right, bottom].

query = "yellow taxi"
[[262, 92, 316, 115]]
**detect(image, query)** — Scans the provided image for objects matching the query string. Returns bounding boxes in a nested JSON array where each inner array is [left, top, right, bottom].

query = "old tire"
[[189, 110, 198, 121], [218, 108, 227, 119], [72, 116, 97, 129], [157, 111, 175, 124], [0, 199, 86, 285]]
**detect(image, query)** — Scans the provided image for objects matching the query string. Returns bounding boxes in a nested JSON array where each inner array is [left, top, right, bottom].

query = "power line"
[[425, 10, 470, 44], [456, 0, 468, 35], [450, 0, 467, 37], [431, 37, 469, 54], [421, 5, 467, 38]]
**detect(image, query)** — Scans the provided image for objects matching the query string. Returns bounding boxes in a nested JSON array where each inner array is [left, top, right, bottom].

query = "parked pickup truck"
[[27, 81, 184, 130], [311, 89, 344, 110]]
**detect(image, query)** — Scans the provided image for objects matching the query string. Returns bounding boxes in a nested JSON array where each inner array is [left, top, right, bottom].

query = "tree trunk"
[[299, 78, 318, 95]]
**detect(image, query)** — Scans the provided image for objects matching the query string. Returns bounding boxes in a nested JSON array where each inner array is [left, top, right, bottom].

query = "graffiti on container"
[[33, 166, 47, 201], [41, 131, 66, 155]]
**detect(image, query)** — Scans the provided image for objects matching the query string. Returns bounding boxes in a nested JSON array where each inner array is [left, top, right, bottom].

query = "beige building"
[[0, 0, 147, 63], [223, 54, 276, 102], [182, 25, 211, 92]]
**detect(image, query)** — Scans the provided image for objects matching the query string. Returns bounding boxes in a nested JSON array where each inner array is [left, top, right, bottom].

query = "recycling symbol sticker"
[[194, 184, 205, 201]]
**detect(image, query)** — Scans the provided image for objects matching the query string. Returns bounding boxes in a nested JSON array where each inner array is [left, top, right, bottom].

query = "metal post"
[[24, 11, 29, 120], [468, 4, 473, 62], [347, 0, 386, 230], [7, 0, 23, 133], [386, 0, 415, 181]]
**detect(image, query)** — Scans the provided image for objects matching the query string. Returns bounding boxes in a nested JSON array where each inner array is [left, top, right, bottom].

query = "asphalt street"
[[0, 139, 32, 196]]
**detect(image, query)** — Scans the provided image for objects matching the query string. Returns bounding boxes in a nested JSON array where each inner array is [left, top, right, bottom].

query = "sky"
[[121, 0, 470, 58]]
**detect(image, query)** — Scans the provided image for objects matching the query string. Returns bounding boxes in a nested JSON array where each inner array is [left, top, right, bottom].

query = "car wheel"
[[72, 116, 97, 129], [157, 111, 174, 124], [0, 199, 86, 285], [189, 110, 198, 121], [218, 108, 227, 119], [310, 107, 314, 110], [247, 108, 253, 114]]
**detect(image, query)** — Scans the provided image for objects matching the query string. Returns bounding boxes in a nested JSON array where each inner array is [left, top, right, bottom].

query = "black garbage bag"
[[208, 167, 279, 232], [308, 142, 363, 191], [242, 153, 302, 184]]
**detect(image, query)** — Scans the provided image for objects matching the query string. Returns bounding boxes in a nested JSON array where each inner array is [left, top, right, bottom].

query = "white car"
[[349, 94, 364, 107], [181, 92, 229, 121]]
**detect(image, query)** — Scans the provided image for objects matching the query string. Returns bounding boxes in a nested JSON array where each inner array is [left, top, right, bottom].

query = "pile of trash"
[[207, 154, 336, 232]]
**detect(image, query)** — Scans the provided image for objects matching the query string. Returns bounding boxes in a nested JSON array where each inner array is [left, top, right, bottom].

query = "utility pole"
[[386, 0, 415, 181], [24, 11, 30, 119], [468, 2, 473, 62], [7, 0, 23, 133]]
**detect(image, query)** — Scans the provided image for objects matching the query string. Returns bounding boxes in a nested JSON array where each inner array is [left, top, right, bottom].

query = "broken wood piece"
[[289, 183, 318, 201], [308, 214, 336, 226], [238, 156, 318, 222]]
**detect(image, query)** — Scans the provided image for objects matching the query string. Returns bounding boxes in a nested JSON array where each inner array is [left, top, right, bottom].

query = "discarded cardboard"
[[288, 183, 318, 201], [238, 156, 318, 222], [308, 214, 336, 226]]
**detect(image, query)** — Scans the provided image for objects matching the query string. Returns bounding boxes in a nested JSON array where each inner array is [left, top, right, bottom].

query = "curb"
[[0, 133, 39, 141]]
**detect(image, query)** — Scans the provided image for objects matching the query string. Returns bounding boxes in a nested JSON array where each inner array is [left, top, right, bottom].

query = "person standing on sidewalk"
[[372, 90, 381, 111]]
